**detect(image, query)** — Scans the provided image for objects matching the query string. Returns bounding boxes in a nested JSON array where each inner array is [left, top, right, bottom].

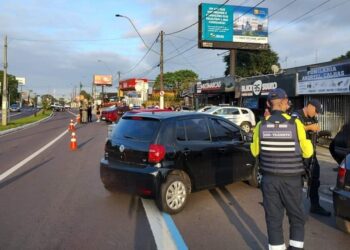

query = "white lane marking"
[[302, 188, 333, 204], [0, 127, 71, 182], [141, 198, 188, 250], [66, 110, 78, 117]]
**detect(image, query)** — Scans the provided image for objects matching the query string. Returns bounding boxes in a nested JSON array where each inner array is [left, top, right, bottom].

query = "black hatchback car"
[[100, 112, 259, 214], [333, 153, 350, 233]]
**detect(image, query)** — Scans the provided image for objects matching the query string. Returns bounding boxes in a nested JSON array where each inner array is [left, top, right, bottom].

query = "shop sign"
[[201, 81, 223, 91], [241, 80, 277, 96], [297, 62, 350, 94]]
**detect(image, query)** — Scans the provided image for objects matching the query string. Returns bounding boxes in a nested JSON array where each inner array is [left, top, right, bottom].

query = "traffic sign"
[[160, 90, 165, 96]]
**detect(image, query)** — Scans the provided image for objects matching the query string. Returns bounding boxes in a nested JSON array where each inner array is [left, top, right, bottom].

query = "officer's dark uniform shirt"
[[292, 109, 318, 141]]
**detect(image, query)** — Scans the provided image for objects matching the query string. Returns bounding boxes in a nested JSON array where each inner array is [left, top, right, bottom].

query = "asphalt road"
[[0, 113, 349, 250]]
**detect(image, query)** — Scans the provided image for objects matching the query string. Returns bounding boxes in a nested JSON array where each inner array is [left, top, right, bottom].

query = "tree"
[[154, 69, 198, 96], [80, 90, 92, 101], [0, 71, 19, 105], [332, 51, 350, 62], [223, 47, 280, 77]]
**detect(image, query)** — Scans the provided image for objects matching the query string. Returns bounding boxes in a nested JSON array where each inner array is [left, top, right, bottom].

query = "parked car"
[[51, 103, 64, 111], [9, 104, 21, 112], [100, 112, 259, 214], [333, 153, 350, 234], [101, 106, 130, 123], [197, 105, 214, 112], [204, 106, 256, 133]]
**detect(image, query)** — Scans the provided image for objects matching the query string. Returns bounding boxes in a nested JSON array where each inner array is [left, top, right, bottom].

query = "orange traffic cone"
[[68, 119, 75, 131], [76, 115, 81, 124], [70, 132, 77, 151]]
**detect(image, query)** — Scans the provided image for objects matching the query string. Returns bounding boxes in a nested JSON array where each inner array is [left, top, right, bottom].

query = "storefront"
[[240, 73, 300, 121], [195, 76, 236, 107], [296, 60, 350, 135]]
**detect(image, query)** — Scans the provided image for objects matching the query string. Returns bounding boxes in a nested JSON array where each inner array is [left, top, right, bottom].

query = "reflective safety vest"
[[259, 115, 305, 175]]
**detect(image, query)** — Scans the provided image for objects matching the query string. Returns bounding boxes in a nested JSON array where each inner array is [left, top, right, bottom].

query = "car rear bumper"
[[100, 159, 162, 197], [333, 188, 350, 220]]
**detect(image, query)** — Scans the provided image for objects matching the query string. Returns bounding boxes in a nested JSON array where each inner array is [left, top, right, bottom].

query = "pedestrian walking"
[[292, 99, 331, 216], [96, 105, 101, 122], [87, 104, 92, 122], [251, 88, 314, 250]]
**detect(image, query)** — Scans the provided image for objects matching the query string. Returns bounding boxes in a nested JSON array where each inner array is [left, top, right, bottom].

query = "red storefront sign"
[[119, 78, 148, 91]]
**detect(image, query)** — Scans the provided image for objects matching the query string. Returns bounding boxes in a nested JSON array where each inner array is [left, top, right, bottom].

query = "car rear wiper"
[[124, 135, 135, 139]]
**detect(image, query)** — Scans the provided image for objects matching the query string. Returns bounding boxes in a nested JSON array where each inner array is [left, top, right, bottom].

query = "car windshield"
[[203, 107, 219, 113], [112, 117, 160, 142]]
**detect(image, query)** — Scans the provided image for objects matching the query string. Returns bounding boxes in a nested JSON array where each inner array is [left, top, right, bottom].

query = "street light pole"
[[115, 14, 159, 55], [2, 35, 8, 126]]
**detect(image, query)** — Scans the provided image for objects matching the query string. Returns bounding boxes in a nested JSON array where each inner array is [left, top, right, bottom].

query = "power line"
[[164, 44, 197, 63], [166, 39, 199, 71], [9, 37, 126, 43], [121, 34, 160, 76], [165, 0, 231, 36], [270, 0, 331, 34], [268, 0, 298, 19], [297, 0, 349, 23]]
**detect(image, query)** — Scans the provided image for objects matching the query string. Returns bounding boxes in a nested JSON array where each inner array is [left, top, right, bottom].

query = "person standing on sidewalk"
[[292, 99, 331, 216], [251, 88, 314, 250]]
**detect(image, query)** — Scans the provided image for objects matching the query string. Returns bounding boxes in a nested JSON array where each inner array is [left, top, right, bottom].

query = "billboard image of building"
[[93, 75, 113, 86], [198, 3, 269, 50]]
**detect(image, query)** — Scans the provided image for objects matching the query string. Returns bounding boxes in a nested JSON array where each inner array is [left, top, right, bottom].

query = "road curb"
[[0, 112, 54, 137]]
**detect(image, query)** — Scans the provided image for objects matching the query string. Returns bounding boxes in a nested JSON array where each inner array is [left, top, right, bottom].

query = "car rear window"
[[241, 109, 248, 114], [112, 117, 160, 142]]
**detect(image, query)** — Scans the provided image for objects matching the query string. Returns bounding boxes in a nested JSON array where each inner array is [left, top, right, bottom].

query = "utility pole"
[[159, 30, 164, 109], [2, 35, 8, 126]]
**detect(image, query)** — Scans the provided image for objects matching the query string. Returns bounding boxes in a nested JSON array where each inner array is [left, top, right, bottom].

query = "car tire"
[[100, 166, 116, 191], [248, 160, 261, 188], [335, 216, 350, 234], [156, 171, 191, 214], [240, 122, 251, 133]]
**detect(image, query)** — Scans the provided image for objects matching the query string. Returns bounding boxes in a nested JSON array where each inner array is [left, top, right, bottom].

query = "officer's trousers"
[[309, 156, 320, 207], [261, 174, 305, 250]]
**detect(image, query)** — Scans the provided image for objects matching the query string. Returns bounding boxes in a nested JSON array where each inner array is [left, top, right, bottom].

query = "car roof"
[[123, 111, 218, 120]]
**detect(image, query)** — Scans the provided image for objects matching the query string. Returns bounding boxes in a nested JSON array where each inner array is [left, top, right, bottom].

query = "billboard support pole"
[[229, 49, 236, 76]]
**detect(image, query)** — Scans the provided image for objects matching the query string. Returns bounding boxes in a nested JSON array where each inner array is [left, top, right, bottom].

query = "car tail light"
[[337, 160, 346, 187], [148, 144, 165, 163]]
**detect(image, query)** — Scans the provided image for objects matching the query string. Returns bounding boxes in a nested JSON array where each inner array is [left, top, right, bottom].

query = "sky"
[[0, 0, 349, 98]]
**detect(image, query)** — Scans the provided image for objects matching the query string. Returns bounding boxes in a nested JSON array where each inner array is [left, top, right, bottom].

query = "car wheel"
[[157, 171, 191, 214], [248, 160, 261, 188], [335, 216, 350, 234], [240, 122, 251, 133], [100, 166, 116, 191]]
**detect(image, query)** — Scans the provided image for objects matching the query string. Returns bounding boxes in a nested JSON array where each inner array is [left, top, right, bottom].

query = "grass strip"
[[0, 110, 52, 131]]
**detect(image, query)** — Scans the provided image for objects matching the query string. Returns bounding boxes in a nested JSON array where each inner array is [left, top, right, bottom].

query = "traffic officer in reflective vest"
[[251, 88, 314, 250]]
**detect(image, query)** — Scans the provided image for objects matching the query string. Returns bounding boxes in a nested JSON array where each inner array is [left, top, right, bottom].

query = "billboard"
[[93, 75, 113, 86], [297, 63, 350, 95], [198, 3, 269, 50], [16, 77, 26, 85]]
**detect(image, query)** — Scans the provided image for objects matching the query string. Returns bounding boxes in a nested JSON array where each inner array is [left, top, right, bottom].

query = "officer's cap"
[[308, 99, 323, 114], [267, 88, 288, 101]]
